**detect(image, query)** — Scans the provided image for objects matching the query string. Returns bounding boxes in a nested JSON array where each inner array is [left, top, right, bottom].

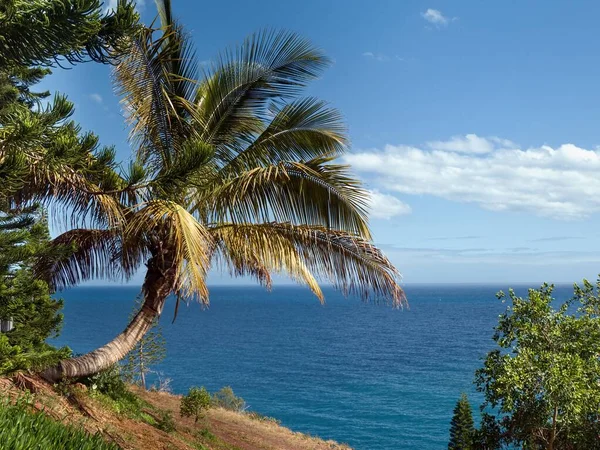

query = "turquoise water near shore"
[[52, 284, 573, 449]]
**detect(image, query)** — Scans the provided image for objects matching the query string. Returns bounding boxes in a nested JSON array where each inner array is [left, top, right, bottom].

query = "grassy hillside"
[[0, 374, 350, 450]]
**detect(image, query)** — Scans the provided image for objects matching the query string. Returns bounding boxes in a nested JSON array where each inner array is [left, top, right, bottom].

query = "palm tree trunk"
[[42, 253, 176, 382]]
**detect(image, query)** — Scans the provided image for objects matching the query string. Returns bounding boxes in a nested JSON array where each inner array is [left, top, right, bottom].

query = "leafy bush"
[[82, 365, 129, 399], [211, 386, 245, 412], [180, 386, 211, 423], [81, 366, 144, 417], [0, 400, 119, 449], [156, 410, 176, 433], [475, 279, 600, 448]]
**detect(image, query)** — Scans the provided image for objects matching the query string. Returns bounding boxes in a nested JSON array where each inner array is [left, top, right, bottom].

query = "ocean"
[[51, 284, 574, 450]]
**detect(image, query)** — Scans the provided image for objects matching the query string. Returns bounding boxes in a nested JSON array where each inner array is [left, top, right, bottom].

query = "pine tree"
[[0, 0, 138, 68], [0, 206, 70, 374], [0, 0, 137, 375], [0, 0, 139, 205], [449, 393, 475, 450], [121, 297, 166, 389]]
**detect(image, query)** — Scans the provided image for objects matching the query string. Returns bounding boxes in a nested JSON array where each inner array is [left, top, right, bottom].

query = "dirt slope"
[[0, 374, 351, 450]]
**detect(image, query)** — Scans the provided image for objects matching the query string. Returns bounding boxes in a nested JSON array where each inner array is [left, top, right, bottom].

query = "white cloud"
[[368, 190, 412, 219], [427, 134, 504, 154], [89, 93, 103, 104], [345, 135, 600, 220], [421, 8, 454, 27]]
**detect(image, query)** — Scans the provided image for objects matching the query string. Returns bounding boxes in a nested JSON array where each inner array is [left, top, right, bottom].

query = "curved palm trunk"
[[42, 253, 176, 382]]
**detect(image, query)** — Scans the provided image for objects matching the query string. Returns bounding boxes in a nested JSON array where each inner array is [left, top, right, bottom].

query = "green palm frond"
[[151, 138, 215, 196], [155, 0, 199, 110], [200, 160, 370, 238], [195, 30, 330, 145], [12, 154, 125, 229], [114, 26, 197, 173], [212, 223, 405, 307], [217, 97, 347, 173], [34, 228, 133, 289], [127, 200, 213, 302]]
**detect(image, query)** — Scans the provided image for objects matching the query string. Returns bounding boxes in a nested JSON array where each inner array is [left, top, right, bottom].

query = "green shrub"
[[156, 410, 176, 433], [211, 386, 245, 412], [0, 400, 120, 449], [80, 366, 145, 417], [180, 386, 211, 423], [82, 365, 129, 399]]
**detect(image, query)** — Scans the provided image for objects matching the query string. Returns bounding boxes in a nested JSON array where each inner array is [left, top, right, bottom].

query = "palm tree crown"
[[36, 0, 405, 379]]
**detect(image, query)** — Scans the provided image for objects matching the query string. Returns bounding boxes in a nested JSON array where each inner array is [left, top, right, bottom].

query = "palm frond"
[[155, 0, 199, 111], [114, 27, 197, 173], [216, 97, 347, 174], [12, 152, 126, 230], [127, 200, 213, 303], [212, 223, 405, 307], [151, 138, 215, 197], [195, 30, 330, 145], [212, 222, 323, 301], [199, 160, 371, 238], [34, 228, 135, 289]]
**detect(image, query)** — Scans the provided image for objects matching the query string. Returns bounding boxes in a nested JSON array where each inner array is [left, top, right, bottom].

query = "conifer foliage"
[[0, 205, 70, 374], [448, 393, 475, 450], [0, 0, 138, 374]]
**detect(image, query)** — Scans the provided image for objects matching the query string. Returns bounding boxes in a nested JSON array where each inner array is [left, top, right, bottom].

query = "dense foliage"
[[180, 386, 211, 423], [0, 0, 138, 378], [0, 399, 120, 450], [37, 0, 405, 381], [448, 393, 475, 450], [0, 0, 138, 68], [0, 206, 70, 374], [0, 0, 138, 204], [474, 280, 600, 449]]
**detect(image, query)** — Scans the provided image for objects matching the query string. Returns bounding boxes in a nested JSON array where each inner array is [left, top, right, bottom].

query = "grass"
[[0, 400, 119, 450]]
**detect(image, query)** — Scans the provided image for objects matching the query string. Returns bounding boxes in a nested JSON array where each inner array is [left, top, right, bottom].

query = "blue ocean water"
[[51, 284, 574, 450]]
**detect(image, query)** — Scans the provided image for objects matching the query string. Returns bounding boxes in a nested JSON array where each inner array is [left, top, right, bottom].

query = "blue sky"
[[41, 0, 600, 285]]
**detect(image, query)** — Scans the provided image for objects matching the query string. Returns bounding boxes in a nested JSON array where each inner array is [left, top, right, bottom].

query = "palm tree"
[[39, 0, 406, 381]]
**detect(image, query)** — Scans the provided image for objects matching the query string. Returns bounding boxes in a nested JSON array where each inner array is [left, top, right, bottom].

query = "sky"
[[40, 0, 600, 285]]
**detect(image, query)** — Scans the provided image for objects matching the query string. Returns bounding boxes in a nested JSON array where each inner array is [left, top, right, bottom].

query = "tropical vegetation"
[[454, 280, 600, 449], [0, 205, 70, 374], [25, 0, 405, 381], [180, 386, 212, 423], [448, 393, 475, 450], [0, 0, 138, 374]]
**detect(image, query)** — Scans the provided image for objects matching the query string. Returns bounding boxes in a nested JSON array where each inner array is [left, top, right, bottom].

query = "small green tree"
[[0, 206, 70, 374], [121, 297, 166, 389], [475, 280, 600, 449], [180, 387, 211, 423], [211, 386, 245, 412], [448, 393, 475, 450]]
